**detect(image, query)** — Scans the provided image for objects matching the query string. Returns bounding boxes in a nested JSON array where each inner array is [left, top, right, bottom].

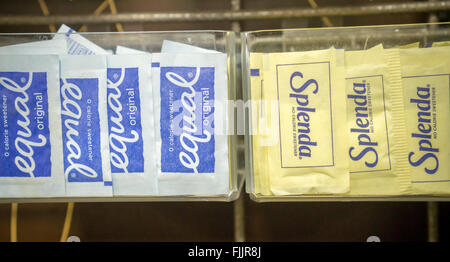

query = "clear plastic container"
[[242, 22, 450, 202], [0, 30, 242, 202]]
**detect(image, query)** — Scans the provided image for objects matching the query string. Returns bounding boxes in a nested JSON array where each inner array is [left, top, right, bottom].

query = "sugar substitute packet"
[[261, 48, 350, 195], [248, 52, 266, 195], [344, 45, 411, 195], [106, 54, 158, 196], [0, 55, 65, 197], [155, 52, 230, 196], [54, 24, 109, 55], [59, 55, 112, 197], [400, 46, 450, 195], [247, 52, 277, 196], [0, 38, 67, 55]]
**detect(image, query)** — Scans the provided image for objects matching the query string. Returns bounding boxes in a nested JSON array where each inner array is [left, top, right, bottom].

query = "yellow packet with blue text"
[[261, 48, 350, 195], [248, 53, 271, 195], [249, 53, 279, 196], [249, 53, 263, 195], [400, 46, 450, 195], [344, 45, 412, 195]]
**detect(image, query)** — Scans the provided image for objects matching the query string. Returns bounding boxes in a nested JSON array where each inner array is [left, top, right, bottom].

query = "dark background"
[[0, 0, 434, 33], [0, 0, 449, 242], [2, 197, 449, 242]]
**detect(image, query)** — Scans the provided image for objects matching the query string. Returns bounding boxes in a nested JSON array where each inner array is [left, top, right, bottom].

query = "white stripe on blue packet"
[[106, 54, 158, 196], [0, 55, 65, 197], [156, 52, 230, 196], [0, 38, 67, 55], [60, 55, 113, 197], [117, 42, 230, 196], [114, 46, 160, 195]]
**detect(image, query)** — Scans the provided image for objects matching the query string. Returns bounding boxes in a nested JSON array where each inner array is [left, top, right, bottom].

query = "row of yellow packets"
[[249, 44, 450, 196]]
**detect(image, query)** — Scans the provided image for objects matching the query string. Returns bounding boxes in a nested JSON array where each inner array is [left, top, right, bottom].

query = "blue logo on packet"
[[107, 67, 144, 173], [0, 72, 51, 177], [60, 78, 103, 182], [160, 66, 215, 173]]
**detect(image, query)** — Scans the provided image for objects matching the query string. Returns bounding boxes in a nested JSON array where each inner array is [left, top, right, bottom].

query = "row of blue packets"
[[0, 25, 230, 198]]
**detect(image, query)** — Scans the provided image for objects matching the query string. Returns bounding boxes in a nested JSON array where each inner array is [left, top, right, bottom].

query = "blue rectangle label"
[[250, 69, 260, 76], [275, 62, 335, 168], [160, 66, 215, 173], [0, 72, 51, 177], [60, 77, 103, 182], [107, 67, 144, 173]]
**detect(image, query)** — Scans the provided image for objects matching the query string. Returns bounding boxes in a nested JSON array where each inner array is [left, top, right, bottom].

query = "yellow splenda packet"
[[248, 53, 271, 195], [400, 46, 450, 195], [344, 45, 411, 195], [251, 53, 279, 196], [261, 48, 349, 195], [395, 42, 420, 49], [249, 53, 263, 194], [432, 41, 450, 47]]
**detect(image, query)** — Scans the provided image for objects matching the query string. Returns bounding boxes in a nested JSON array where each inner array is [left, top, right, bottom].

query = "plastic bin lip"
[[0, 195, 238, 203], [244, 21, 450, 35], [249, 194, 450, 203], [0, 30, 234, 36]]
